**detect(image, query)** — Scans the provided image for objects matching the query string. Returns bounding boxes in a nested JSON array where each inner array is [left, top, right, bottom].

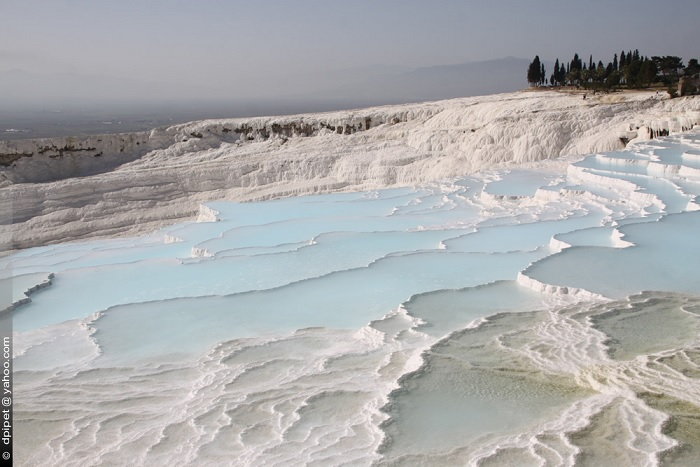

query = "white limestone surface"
[[1, 90, 698, 249]]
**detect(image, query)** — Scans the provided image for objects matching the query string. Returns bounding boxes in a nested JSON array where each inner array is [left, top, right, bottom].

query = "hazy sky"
[[2, 0, 699, 102]]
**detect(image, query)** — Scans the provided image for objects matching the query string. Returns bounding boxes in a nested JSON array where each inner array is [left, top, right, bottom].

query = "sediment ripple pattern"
[[4, 130, 700, 465]]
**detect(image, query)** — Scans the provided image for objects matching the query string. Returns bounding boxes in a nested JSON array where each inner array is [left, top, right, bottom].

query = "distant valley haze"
[[0, 57, 532, 105], [2, 0, 698, 138], [0, 57, 533, 139]]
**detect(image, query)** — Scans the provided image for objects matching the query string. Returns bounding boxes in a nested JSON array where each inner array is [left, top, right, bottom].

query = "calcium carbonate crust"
[[1, 90, 699, 250]]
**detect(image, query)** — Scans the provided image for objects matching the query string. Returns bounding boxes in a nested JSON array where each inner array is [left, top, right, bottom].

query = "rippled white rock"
[[6, 129, 700, 466], [1, 90, 699, 249]]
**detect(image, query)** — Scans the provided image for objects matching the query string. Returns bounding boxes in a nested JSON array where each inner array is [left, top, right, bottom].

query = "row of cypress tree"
[[527, 51, 699, 94]]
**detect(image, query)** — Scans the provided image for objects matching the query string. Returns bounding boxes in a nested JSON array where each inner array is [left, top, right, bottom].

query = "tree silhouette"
[[527, 56, 542, 86], [685, 59, 699, 77], [652, 56, 684, 84], [640, 60, 658, 87], [540, 63, 546, 85], [525, 50, 688, 90]]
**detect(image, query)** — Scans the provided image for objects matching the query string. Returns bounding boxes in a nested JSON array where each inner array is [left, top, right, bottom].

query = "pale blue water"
[[555, 226, 622, 248], [484, 169, 562, 197], [525, 211, 700, 299], [5, 130, 700, 466]]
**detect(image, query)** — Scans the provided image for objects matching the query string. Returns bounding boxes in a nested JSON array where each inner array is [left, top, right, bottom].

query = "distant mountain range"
[[0, 57, 533, 108], [324, 56, 533, 102]]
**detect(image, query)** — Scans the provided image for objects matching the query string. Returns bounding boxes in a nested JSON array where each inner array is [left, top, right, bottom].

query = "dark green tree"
[[541, 63, 546, 85], [526, 50, 692, 90], [594, 61, 607, 88], [559, 62, 567, 85], [652, 56, 684, 84], [527, 55, 542, 86], [606, 71, 621, 90], [640, 60, 658, 87], [685, 59, 700, 77], [680, 59, 699, 95], [552, 59, 566, 86], [567, 53, 582, 86], [625, 58, 642, 87], [572, 53, 582, 71], [580, 67, 590, 88], [566, 69, 581, 87]]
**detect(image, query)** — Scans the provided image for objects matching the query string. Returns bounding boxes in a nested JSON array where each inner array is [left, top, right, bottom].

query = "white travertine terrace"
[[1, 90, 698, 249]]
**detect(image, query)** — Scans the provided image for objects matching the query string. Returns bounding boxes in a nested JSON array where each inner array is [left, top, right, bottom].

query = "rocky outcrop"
[[0, 110, 417, 186], [0, 132, 156, 184], [1, 91, 699, 250]]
